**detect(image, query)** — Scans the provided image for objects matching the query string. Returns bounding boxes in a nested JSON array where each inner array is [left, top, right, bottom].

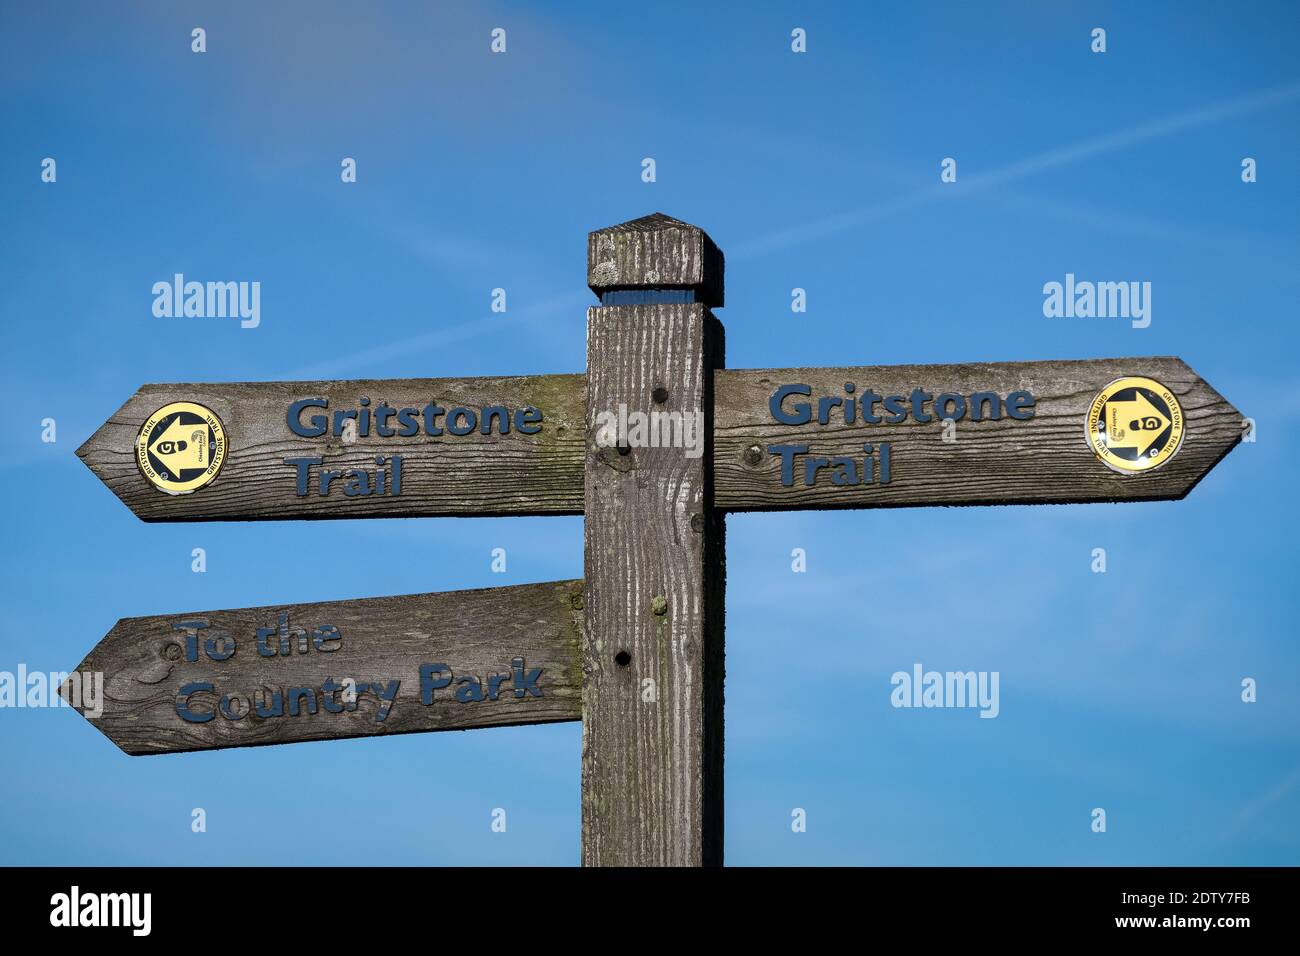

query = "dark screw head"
[[743, 444, 763, 466], [652, 386, 669, 404], [690, 512, 705, 533]]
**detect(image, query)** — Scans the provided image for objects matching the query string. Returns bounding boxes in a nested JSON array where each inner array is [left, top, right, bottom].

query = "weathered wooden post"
[[581, 214, 727, 866]]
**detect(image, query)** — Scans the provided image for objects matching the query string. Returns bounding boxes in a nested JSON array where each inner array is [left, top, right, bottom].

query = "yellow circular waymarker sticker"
[[1085, 376, 1184, 474], [135, 401, 227, 494]]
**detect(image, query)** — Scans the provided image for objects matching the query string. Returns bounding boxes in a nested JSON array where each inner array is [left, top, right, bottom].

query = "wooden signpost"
[[69, 213, 1244, 865]]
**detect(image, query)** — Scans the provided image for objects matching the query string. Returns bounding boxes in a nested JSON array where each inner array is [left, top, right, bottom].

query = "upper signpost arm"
[[76, 375, 586, 521], [713, 357, 1242, 511]]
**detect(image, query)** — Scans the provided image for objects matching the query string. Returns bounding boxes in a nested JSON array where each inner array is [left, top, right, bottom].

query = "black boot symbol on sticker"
[[1085, 377, 1184, 474], [135, 401, 228, 493]]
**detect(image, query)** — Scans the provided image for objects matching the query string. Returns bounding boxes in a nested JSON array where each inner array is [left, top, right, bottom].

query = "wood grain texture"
[[77, 374, 585, 521], [78, 358, 1242, 522], [713, 356, 1242, 511], [68, 580, 584, 755], [582, 302, 726, 867], [587, 213, 725, 307]]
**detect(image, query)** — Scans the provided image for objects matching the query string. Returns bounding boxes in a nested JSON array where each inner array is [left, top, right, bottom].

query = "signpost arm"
[[581, 214, 726, 866]]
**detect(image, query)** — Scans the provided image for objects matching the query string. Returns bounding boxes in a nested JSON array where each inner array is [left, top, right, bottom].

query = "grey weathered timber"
[[78, 361, 1240, 523], [588, 212, 725, 307], [714, 356, 1242, 510], [582, 217, 727, 866], [77, 374, 585, 521], [67, 579, 584, 755]]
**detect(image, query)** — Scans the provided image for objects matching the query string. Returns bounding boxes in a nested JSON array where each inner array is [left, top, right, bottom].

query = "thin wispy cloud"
[[1223, 764, 1300, 841], [972, 192, 1300, 284], [733, 80, 1300, 260], [281, 290, 590, 380]]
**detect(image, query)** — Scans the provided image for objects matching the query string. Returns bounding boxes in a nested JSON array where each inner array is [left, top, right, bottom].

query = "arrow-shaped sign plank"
[[714, 355, 1242, 510], [77, 356, 1240, 522], [77, 374, 587, 521], [65, 579, 584, 755]]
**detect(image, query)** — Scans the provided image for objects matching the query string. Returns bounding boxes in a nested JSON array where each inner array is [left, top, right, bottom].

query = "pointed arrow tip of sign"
[[76, 390, 165, 522], [1167, 356, 1246, 498]]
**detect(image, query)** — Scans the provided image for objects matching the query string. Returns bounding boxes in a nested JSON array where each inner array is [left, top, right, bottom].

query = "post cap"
[[587, 213, 724, 307]]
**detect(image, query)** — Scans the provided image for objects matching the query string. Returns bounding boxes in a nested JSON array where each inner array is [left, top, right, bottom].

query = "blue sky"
[[1, 1, 1297, 865]]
